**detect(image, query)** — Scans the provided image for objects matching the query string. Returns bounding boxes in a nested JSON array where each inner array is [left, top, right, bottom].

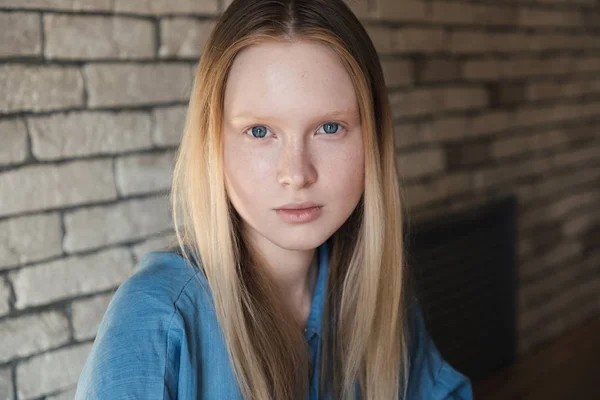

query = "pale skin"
[[223, 40, 365, 329]]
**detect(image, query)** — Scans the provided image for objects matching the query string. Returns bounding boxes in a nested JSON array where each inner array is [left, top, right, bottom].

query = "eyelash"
[[244, 122, 345, 139]]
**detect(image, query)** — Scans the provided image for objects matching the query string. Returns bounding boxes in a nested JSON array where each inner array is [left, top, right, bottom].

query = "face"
[[222, 39, 365, 252]]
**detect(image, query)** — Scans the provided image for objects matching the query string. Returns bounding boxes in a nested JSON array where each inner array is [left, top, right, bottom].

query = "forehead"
[[223, 39, 358, 119]]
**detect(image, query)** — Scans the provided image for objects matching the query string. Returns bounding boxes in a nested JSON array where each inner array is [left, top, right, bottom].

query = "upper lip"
[[276, 201, 321, 210]]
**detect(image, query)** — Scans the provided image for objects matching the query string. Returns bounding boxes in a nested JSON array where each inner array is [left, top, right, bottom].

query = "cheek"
[[223, 140, 273, 207], [320, 139, 365, 200]]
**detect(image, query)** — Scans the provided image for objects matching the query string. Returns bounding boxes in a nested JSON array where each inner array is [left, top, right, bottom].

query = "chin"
[[267, 234, 326, 252], [264, 224, 336, 252]]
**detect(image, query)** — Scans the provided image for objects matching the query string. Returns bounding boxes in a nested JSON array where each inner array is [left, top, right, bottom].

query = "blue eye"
[[319, 123, 340, 134], [248, 125, 269, 138]]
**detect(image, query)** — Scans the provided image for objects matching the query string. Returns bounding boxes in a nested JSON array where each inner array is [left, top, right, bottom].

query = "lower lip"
[[276, 207, 322, 224]]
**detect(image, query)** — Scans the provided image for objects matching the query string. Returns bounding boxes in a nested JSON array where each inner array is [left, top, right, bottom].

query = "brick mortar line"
[[153, 17, 161, 59], [0, 337, 96, 371], [396, 132, 600, 186], [443, 155, 600, 208], [519, 247, 594, 286], [385, 73, 600, 94], [520, 191, 600, 234], [2, 10, 600, 36], [0, 100, 190, 119], [0, 286, 121, 328], [0, 58, 195, 65], [0, 7, 219, 19], [0, 101, 188, 120], [0, 225, 174, 274], [484, 131, 599, 163], [519, 285, 600, 337], [391, 103, 600, 127], [519, 227, 599, 271], [433, 171, 600, 225], [391, 99, 600, 133], [0, 146, 176, 174], [0, 184, 171, 223], [518, 194, 600, 235], [433, 0, 600, 11], [11, 361, 17, 400], [38, 10, 45, 61], [364, 19, 600, 35]]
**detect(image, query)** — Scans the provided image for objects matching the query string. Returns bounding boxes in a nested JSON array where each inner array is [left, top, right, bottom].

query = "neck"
[[244, 228, 319, 328]]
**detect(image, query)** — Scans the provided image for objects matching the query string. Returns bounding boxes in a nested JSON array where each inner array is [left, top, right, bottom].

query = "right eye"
[[245, 125, 271, 139]]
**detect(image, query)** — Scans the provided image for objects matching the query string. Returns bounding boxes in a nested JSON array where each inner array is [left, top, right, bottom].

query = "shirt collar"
[[304, 241, 329, 340]]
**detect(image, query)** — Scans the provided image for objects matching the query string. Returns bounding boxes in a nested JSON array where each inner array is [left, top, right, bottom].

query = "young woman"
[[75, 0, 472, 399]]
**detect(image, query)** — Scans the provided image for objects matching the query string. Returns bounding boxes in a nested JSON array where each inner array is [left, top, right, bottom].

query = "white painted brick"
[[46, 387, 77, 400], [153, 105, 186, 146], [396, 148, 446, 180], [16, 343, 92, 400], [44, 14, 154, 60], [115, 152, 175, 196], [71, 293, 113, 341], [0, 311, 69, 363], [0, 367, 13, 400], [132, 233, 176, 262], [0, 118, 28, 166], [0, 12, 41, 57], [28, 111, 152, 160], [114, 0, 218, 14], [0, 65, 83, 113], [0, 0, 112, 11], [0, 160, 116, 218], [84, 63, 192, 108], [159, 18, 215, 58], [64, 196, 172, 253], [0, 213, 62, 270], [10, 248, 134, 309], [0, 279, 9, 317]]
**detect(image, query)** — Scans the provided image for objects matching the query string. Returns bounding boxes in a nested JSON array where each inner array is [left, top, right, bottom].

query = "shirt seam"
[[432, 362, 457, 399], [162, 272, 200, 400]]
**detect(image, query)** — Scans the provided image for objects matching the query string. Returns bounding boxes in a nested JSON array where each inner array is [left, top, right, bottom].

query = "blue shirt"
[[75, 243, 472, 399]]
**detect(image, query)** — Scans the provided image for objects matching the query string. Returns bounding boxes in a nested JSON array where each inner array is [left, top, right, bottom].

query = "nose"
[[277, 139, 317, 189]]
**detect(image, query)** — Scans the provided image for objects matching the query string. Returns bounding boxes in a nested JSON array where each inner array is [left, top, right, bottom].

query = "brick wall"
[[0, 0, 598, 398]]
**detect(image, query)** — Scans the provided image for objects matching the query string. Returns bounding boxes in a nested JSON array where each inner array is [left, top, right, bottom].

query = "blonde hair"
[[171, 0, 410, 398]]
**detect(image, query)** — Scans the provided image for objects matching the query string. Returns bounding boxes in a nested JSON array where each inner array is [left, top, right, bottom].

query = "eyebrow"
[[229, 109, 359, 124]]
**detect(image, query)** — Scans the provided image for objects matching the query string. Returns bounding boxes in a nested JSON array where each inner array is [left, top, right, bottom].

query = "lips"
[[274, 202, 322, 224], [275, 201, 321, 210]]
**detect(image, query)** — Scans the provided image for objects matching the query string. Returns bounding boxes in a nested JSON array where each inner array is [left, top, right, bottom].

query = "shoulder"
[[406, 300, 473, 400], [97, 250, 207, 335], [75, 250, 208, 399]]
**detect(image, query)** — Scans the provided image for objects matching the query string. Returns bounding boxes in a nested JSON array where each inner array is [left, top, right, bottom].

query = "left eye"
[[246, 125, 271, 139], [318, 123, 340, 135]]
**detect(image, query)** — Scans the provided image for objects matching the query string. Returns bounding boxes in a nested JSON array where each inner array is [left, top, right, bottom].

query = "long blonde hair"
[[171, 0, 410, 398]]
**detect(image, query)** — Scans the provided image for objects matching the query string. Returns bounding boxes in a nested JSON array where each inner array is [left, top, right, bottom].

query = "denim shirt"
[[75, 242, 472, 399]]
